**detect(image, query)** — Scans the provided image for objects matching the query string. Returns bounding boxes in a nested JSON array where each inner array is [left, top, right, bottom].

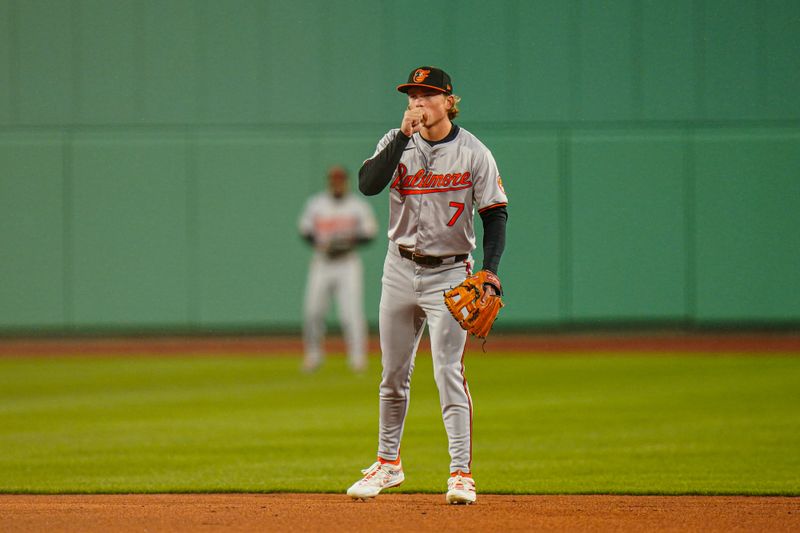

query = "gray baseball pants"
[[376, 243, 473, 473], [303, 251, 367, 371]]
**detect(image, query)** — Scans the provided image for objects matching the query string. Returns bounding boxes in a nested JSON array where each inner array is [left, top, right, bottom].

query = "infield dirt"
[[1, 494, 799, 532]]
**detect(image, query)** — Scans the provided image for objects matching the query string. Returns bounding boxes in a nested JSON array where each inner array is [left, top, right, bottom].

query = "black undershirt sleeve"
[[359, 131, 411, 196], [479, 205, 508, 276]]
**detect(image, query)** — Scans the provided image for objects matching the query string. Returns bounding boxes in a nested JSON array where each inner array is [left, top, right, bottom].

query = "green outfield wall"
[[1, 0, 799, 332]]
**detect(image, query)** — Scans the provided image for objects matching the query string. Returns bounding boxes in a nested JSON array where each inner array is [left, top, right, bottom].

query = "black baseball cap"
[[397, 66, 453, 94]]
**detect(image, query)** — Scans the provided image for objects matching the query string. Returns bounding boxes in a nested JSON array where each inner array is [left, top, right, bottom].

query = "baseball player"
[[298, 166, 378, 373], [346, 66, 508, 504]]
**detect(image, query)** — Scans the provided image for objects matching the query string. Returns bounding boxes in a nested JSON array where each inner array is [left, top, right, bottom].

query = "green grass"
[[0, 352, 798, 494]]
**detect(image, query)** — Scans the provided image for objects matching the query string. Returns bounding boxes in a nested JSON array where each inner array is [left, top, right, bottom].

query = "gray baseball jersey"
[[369, 127, 508, 257], [298, 192, 377, 248]]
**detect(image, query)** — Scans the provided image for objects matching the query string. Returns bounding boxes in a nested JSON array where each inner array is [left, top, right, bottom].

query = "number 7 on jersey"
[[447, 201, 465, 227]]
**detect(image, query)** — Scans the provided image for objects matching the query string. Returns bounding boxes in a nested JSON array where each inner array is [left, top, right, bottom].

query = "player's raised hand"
[[400, 107, 426, 137]]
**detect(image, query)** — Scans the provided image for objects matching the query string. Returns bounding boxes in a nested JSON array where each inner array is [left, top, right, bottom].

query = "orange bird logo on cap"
[[413, 69, 431, 83]]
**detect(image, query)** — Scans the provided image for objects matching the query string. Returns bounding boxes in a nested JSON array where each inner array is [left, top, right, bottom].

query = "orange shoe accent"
[[378, 456, 401, 466], [451, 470, 472, 478]]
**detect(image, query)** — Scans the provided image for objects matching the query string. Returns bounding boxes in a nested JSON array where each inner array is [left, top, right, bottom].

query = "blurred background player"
[[298, 166, 378, 373]]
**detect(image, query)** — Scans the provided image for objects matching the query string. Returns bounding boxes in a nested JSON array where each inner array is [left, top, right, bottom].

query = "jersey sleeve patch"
[[497, 176, 506, 195]]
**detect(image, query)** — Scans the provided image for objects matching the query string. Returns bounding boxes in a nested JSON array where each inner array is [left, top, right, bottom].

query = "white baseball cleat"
[[301, 358, 322, 373], [349, 360, 368, 374], [446, 472, 476, 505], [346, 460, 404, 500]]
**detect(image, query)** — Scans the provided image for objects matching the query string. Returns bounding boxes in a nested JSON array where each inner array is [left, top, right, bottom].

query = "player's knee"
[[379, 382, 408, 400], [379, 368, 412, 397], [432, 360, 462, 386]]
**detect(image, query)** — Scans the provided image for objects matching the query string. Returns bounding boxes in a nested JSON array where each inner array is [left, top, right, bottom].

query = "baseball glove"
[[325, 237, 355, 259], [444, 270, 504, 339]]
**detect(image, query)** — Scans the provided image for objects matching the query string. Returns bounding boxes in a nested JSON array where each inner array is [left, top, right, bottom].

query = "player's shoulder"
[[380, 128, 402, 141], [455, 126, 491, 152], [347, 192, 373, 208], [306, 191, 330, 207], [454, 126, 497, 166], [373, 128, 402, 150]]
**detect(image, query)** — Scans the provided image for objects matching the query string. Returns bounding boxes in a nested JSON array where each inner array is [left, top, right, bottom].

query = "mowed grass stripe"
[[0, 353, 798, 494]]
